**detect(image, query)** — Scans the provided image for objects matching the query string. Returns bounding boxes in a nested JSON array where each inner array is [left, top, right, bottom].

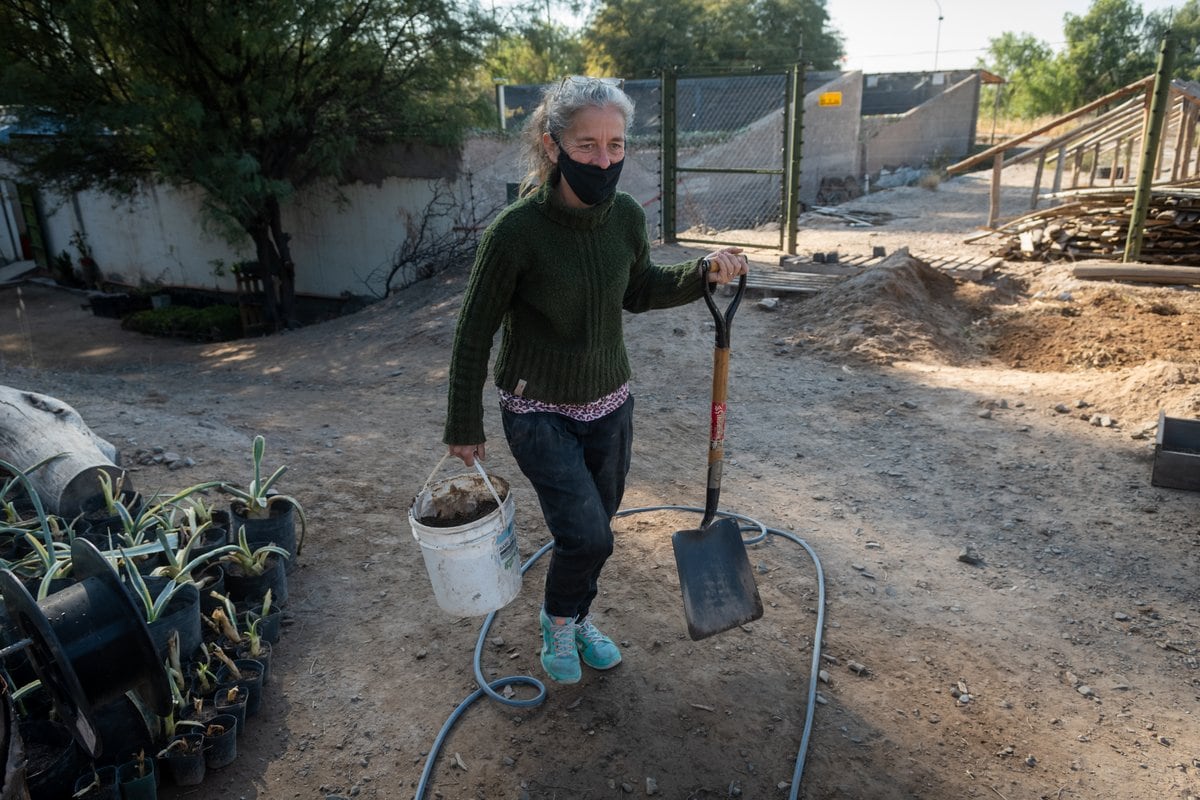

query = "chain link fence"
[[486, 70, 838, 248], [668, 73, 790, 247]]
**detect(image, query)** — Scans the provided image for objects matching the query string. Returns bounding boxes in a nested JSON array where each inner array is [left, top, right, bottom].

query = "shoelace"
[[549, 619, 576, 656], [576, 616, 608, 645]]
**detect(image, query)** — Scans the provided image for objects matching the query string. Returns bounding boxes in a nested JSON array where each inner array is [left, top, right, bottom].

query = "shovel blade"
[[671, 517, 764, 640]]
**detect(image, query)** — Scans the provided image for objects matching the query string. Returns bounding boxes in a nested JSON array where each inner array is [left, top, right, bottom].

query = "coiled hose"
[[414, 505, 826, 800]]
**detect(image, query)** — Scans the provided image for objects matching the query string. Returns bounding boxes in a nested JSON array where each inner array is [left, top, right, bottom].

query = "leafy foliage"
[[1061, 0, 1153, 106], [1146, 0, 1200, 82], [121, 304, 243, 342], [0, 0, 492, 329], [480, 3, 587, 84], [979, 0, 1184, 119], [584, 0, 842, 76]]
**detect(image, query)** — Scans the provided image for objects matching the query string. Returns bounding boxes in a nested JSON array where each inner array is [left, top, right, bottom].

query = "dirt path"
[[4, 165, 1200, 800]]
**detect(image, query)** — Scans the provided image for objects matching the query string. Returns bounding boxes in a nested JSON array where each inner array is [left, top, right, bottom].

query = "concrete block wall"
[[861, 74, 980, 175], [799, 70, 865, 204]]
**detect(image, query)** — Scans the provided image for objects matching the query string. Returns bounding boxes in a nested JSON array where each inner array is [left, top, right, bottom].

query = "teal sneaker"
[[575, 614, 622, 670], [539, 609, 581, 684]]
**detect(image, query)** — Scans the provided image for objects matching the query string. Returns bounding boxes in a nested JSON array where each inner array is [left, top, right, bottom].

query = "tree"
[[977, 32, 1067, 118], [585, 0, 842, 76], [479, 2, 587, 85], [1061, 0, 1153, 107], [1146, 1, 1200, 81], [0, 0, 491, 330]]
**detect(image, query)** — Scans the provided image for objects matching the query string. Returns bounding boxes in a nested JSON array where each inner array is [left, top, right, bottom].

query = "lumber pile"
[[986, 188, 1200, 264]]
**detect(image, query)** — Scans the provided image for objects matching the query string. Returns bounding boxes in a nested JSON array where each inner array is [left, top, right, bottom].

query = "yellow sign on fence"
[[818, 91, 843, 107]]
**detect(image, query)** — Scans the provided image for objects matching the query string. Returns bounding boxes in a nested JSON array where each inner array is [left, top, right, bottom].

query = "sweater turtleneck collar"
[[531, 178, 617, 230]]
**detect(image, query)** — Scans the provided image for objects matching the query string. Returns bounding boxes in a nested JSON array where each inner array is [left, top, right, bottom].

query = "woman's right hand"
[[449, 443, 486, 467]]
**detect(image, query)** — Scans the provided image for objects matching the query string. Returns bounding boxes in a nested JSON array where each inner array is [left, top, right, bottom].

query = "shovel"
[[671, 258, 764, 640]]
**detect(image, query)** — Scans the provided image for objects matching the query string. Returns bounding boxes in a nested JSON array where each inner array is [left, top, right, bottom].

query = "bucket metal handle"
[[413, 452, 510, 541]]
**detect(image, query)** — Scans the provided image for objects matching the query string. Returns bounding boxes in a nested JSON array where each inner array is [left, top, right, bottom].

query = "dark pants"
[[502, 396, 634, 620]]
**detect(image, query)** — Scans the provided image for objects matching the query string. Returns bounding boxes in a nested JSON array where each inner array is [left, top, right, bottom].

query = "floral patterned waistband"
[[499, 383, 630, 422]]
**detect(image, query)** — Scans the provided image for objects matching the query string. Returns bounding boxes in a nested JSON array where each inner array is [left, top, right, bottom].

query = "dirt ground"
[[5, 163, 1200, 800]]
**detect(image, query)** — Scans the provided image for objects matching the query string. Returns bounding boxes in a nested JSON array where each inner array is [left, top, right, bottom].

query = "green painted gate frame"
[[660, 63, 806, 255]]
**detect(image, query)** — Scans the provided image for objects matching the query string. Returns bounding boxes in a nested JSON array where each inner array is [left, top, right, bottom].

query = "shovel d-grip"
[[698, 258, 746, 527]]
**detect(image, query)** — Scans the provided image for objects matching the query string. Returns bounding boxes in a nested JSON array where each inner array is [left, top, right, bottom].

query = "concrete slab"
[[0, 260, 36, 284]]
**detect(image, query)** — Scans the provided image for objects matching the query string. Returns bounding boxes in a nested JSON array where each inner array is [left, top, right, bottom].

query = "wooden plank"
[[1053, 145, 1066, 193], [744, 270, 844, 294], [988, 153, 1003, 228], [946, 76, 1154, 175], [1073, 263, 1200, 284], [1031, 152, 1046, 210]]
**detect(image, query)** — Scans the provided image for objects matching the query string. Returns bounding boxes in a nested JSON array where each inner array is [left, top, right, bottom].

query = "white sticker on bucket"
[[495, 521, 518, 570]]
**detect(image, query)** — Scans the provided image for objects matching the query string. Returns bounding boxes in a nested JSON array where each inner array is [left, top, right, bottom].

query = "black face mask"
[[552, 135, 624, 206]]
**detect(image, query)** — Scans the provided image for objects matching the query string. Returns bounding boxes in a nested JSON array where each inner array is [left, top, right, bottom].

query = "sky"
[[491, 0, 1188, 73], [826, 0, 1183, 73]]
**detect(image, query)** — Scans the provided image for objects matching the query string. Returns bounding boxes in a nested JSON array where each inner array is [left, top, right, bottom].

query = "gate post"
[[784, 62, 805, 255], [1124, 33, 1175, 263], [661, 70, 678, 244]]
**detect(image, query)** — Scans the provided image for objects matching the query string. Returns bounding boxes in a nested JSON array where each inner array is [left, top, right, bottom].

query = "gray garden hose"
[[414, 506, 826, 800]]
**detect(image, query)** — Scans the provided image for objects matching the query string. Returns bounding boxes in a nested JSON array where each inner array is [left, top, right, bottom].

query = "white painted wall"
[[34, 174, 462, 299]]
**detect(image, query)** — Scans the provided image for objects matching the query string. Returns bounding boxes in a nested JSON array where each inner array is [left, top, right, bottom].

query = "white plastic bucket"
[[409, 455, 521, 616]]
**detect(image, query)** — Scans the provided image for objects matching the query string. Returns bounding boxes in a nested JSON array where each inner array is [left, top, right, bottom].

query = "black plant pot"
[[116, 756, 156, 800], [80, 490, 143, 538], [0, 666, 22, 797], [212, 687, 247, 736], [195, 565, 227, 618], [180, 697, 219, 727], [189, 523, 229, 556], [235, 640, 272, 686], [235, 603, 283, 645], [0, 598, 37, 689], [202, 713, 238, 770], [216, 658, 264, 717], [223, 555, 287, 607], [146, 582, 202, 664], [159, 732, 205, 787], [230, 500, 299, 573], [22, 718, 84, 800], [71, 764, 119, 800], [91, 694, 157, 769], [0, 539, 171, 759]]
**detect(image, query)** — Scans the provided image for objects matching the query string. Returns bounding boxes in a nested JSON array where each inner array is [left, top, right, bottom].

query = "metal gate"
[[661, 66, 804, 254], [15, 184, 47, 268]]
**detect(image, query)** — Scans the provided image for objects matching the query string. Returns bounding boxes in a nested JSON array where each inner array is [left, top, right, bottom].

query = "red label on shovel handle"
[[709, 402, 726, 449]]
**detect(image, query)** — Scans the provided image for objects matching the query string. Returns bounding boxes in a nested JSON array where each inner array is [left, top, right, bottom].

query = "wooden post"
[[784, 62, 805, 256], [1110, 138, 1122, 186], [1031, 152, 1046, 210], [1172, 97, 1187, 182], [1088, 142, 1101, 187], [1126, 33, 1176, 263], [1053, 145, 1066, 192], [1071, 147, 1083, 188], [988, 153, 1003, 228], [1182, 107, 1198, 179], [0, 386, 126, 517]]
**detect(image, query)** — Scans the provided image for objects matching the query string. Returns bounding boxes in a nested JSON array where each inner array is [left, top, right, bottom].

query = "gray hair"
[[518, 78, 634, 196]]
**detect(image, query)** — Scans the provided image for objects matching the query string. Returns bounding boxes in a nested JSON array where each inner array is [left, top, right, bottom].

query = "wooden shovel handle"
[[708, 347, 729, 464]]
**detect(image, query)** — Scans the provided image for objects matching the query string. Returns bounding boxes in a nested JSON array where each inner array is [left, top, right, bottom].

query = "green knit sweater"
[[443, 182, 705, 446]]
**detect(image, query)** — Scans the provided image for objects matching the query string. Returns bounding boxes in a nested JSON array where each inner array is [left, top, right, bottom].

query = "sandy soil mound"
[[779, 249, 986, 365]]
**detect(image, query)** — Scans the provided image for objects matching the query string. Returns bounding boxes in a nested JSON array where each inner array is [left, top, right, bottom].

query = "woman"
[[444, 76, 746, 685]]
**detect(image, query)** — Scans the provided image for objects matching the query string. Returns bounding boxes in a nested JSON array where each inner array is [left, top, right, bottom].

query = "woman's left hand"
[[704, 247, 748, 285]]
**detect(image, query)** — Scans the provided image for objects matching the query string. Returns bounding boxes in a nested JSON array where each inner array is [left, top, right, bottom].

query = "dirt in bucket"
[[417, 477, 508, 528]]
